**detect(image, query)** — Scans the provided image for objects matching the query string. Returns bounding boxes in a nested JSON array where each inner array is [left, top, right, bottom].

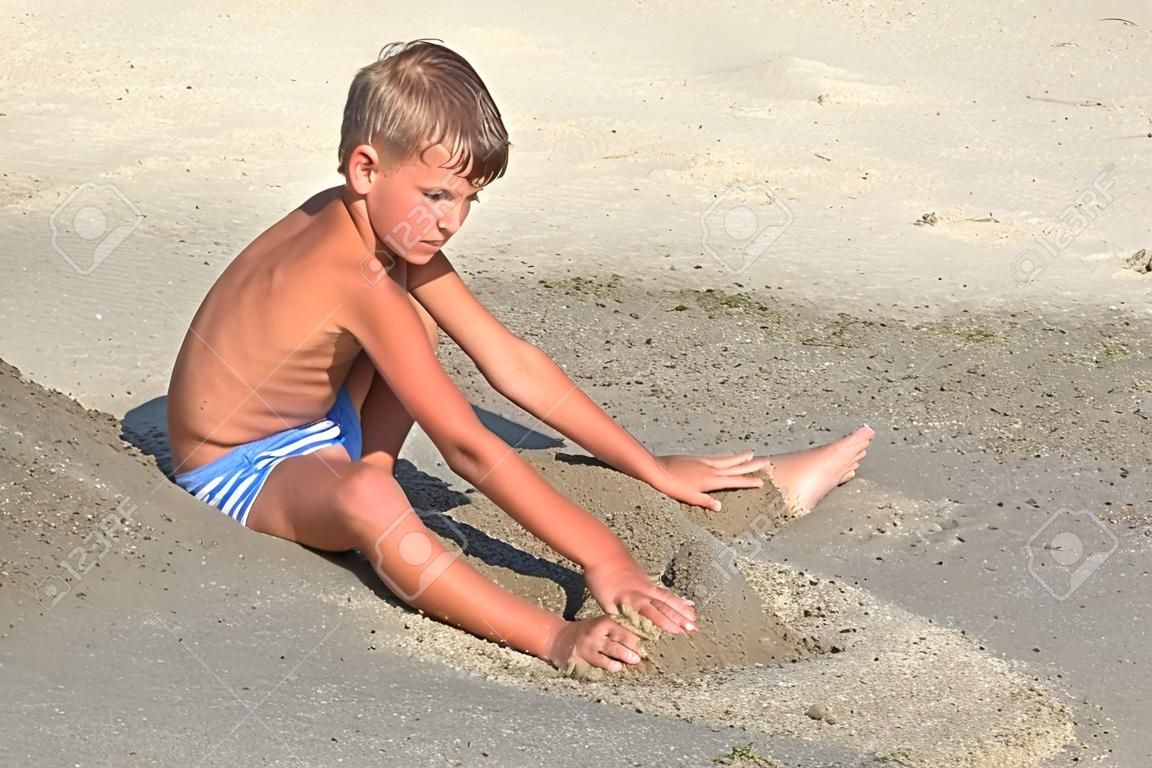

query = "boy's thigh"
[[246, 445, 398, 552]]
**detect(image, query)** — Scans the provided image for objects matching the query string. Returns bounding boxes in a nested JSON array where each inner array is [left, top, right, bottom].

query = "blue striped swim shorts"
[[172, 385, 363, 527]]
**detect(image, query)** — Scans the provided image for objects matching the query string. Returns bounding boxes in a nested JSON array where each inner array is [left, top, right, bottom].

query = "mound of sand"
[[410, 452, 810, 678]]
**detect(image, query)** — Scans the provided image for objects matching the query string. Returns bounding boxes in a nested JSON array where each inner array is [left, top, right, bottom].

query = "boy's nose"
[[437, 205, 465, 237]]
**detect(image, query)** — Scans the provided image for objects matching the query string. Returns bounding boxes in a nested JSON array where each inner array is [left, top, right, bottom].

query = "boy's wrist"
[[575, 538, 634, 572], [632, 451, 677, 493], [620, 446, 662, 484], [535, 613, 570, 665]]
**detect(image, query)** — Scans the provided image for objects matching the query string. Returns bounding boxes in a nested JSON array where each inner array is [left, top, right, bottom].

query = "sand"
[[1, 358, 1078, 766], [3, 2, 1151, 765], [360, 448, 1075, 766], [447, 452, 809, 678]]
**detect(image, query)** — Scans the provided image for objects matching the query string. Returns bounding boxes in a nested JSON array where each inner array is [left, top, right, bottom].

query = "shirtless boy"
[[167, 40, 874, 675]]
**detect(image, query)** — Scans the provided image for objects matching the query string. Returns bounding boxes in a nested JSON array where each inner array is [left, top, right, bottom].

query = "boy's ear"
[[346, 143, 381, 195]]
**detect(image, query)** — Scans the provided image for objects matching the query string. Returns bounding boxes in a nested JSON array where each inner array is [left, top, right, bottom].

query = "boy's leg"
[[245, 452, 600, 666], [239, 300, 645, 670], [243, 447, 376, 550]]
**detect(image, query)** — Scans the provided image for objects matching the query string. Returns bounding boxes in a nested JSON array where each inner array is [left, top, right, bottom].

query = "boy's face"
[[363, 143, 481, 264]]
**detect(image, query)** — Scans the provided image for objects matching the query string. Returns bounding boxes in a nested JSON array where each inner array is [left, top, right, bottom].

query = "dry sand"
[[3, 0, 1151, 411]]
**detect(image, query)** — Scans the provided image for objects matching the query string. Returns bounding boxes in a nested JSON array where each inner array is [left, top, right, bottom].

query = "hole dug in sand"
[[357, 451, 1073, 767]]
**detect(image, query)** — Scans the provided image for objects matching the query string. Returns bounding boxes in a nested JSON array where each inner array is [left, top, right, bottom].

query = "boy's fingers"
[[637, 603, 685, 635], [658, 591, 697, 625], [607, 624, 643, 652], [699, 451, 755, 468], [716, 457, 774, 476], [604, 638, 643, 664], [592, 654, 624, 673], [642, 596, 696, 634], [690, 492, 722, 512], [710, 475, 766, 491]]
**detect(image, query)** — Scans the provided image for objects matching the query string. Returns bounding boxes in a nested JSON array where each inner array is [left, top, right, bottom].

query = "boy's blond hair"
[[338, 40, 510, 186]]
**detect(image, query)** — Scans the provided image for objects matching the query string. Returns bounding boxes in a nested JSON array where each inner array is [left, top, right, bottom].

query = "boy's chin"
[[400, 241, 443, 264]]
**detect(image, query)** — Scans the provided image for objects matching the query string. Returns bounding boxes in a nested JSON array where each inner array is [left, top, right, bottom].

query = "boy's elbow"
[[440, 433, 499, 481], [483, 339, 546, 395], [439, 441, 475, 478]]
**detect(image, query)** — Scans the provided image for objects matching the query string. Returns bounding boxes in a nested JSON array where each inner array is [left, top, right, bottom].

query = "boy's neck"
[[338, 185, 379, 255]]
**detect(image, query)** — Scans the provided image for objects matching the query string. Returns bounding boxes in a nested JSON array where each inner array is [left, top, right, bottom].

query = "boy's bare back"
[[168, 188, 372, 474]]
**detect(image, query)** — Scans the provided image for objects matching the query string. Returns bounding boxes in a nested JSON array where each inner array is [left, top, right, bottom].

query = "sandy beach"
[[2, 1, 1150, 766]]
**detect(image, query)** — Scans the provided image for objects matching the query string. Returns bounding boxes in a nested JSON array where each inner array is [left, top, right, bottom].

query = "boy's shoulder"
[[209, 187, 391, 332], [294, 187, 363, 261], [256, 187, 381, 294], [288, 189, 428, 323]]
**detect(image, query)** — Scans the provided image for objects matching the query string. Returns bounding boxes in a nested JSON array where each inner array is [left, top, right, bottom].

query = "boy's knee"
[[333, 464, 407, 533]]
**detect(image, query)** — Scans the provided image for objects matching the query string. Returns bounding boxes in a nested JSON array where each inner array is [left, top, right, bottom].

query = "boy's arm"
[[369, 500, 644, 674], [345, 268, 696, 634], [409, 254, 768, 511]]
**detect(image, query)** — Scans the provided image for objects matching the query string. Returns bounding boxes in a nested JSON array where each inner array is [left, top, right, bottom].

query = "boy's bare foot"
[[763, 425, 875, 517]]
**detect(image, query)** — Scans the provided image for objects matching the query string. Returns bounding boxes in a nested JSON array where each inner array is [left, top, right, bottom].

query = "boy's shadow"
[[122, 396, 587, 618], [121, 396, 177, 477]]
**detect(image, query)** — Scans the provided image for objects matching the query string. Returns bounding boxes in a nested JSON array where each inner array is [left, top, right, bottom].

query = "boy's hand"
[[583, 557, 697, 634], [546, 615, 646, 674], [650, 451, 773, 512]]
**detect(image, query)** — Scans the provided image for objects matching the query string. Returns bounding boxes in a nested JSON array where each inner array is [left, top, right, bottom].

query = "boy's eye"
[[424, 190, 480, 204]]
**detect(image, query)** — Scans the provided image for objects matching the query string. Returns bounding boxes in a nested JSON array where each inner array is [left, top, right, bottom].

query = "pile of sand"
[[406, 452, 812, 678]]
